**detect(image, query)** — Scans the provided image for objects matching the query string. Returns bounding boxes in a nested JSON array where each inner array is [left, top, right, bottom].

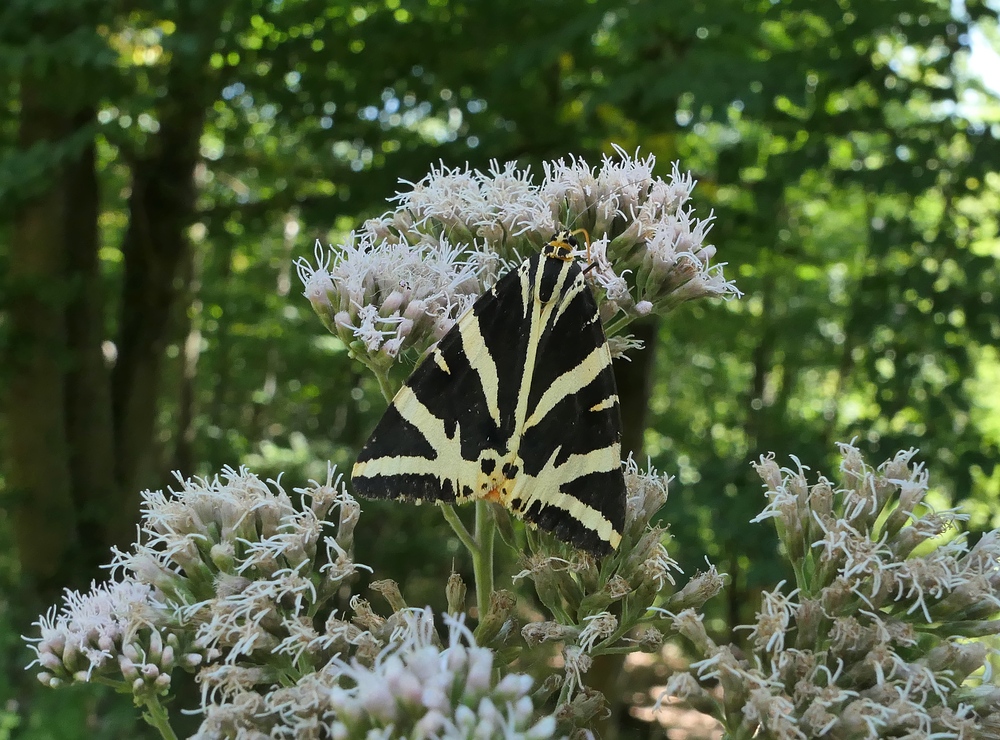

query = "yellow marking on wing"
[[433, 351, 450, 374], [588, 395, 619, 412]]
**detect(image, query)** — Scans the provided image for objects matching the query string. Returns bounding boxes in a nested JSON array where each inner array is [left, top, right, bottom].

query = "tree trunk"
[[111, 0, 223, 502], [62, 125, 121, 570], [4, 85, 81, 594]]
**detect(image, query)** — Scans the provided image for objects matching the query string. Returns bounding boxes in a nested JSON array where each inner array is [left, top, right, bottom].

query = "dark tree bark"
[[63, 125, 120, 571], [3, 1, 226, 594], [113, 112, 203, 503], [111, 3, 224, 502], [4, 84, 83, 594]]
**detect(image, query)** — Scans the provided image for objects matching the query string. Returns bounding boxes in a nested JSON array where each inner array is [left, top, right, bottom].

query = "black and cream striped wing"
[[351, 251, 626, 555]]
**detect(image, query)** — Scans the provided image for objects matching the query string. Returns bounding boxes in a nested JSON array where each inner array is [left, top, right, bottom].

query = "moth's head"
[[543, 230, 578, 261]]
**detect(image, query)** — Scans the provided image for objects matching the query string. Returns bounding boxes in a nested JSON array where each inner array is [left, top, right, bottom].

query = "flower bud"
[[370, 580, 407, 612], [475, 590, 516, 646], [522, 622, 576, 647], [446, 572, 467, 616]]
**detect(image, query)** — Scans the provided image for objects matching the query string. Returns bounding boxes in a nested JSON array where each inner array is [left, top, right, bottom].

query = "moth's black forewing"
[[352, 250, 626, 555]]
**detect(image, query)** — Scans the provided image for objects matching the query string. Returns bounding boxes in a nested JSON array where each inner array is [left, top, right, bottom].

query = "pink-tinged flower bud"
[[476, 697, 499, 725], [357, 677, 397, 724], [381, 337, 403, 358], [39, 653, 62, 672], [119, 655, 139, 681], [43, 632, 66, 655], [635, 300, 653, 315], [61, 641, 80, 667], [454, 703, 476, 729], [414, 710, 449, 735], [432, 318, 455, 340], [402, 299, 427, 322], [147, 630, 163, 662], [380, 290, 405, 315], [421, 684, 449, 712], [394, 668, 424, 705], [525, 716, 557, 739], [179, 652, 202, 668], [254, 499, 284, 538], [464, 648, 494, 696], [695, 245, 716, 263], [395, 318, 414, 339], [445, 643, 468, 674], [495, 673, 533, 699], [153, 674, 171, 691], [334, 311, 353, 330], [159, 645, 174, 671]]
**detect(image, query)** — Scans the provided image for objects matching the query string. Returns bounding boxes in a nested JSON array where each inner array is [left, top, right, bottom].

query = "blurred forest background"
[[1, 0, 999, 737]]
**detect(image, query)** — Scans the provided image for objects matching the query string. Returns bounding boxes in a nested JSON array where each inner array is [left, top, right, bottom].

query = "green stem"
[[140, 695, 178, 740], [374, 368, 397, 403], [441, 504, 478, 556], [603, 313, 636, 339], [472, 501, 495, 619]]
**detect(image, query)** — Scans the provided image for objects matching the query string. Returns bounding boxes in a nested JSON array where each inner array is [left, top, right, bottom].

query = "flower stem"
[[472, 501, 495, 619], [441, 504, 478, 556], [374, 368, 397, 403], [140, 695, 178, 740], [603, 313, 635, 339]]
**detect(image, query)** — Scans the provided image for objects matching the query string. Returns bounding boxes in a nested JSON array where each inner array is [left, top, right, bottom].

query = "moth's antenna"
[[569, 228, 592, 264]]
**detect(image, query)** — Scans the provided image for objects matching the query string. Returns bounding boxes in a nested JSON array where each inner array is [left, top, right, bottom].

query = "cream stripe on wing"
[[524, 344, 613, 430], [505, 446, 622, 548], [352, 386, 481, 497], [456, 313, 501, 426], [508, 258, 577, 455], [506, 261, 546, 458], [550, 272, 588, 328]]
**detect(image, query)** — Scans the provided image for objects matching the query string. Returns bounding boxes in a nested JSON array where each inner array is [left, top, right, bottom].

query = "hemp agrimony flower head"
[[26, 579, 200, 698], [660, 442, 1000, 739], [194, 608, 558, 739], [297, 145, 738, 373], [512, 458, 725, 708], [25, 466, 368, 737]]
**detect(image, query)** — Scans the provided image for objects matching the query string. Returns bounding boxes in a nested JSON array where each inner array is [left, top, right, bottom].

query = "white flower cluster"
[[25, 467, 366, 732], [661, 443, 1000, 739], [26, 469, 570, 738], [513, 459, 724, 710], [298, 146, 737, 372], [26, 579, 201, 697], [195, 608, 557, 740]]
